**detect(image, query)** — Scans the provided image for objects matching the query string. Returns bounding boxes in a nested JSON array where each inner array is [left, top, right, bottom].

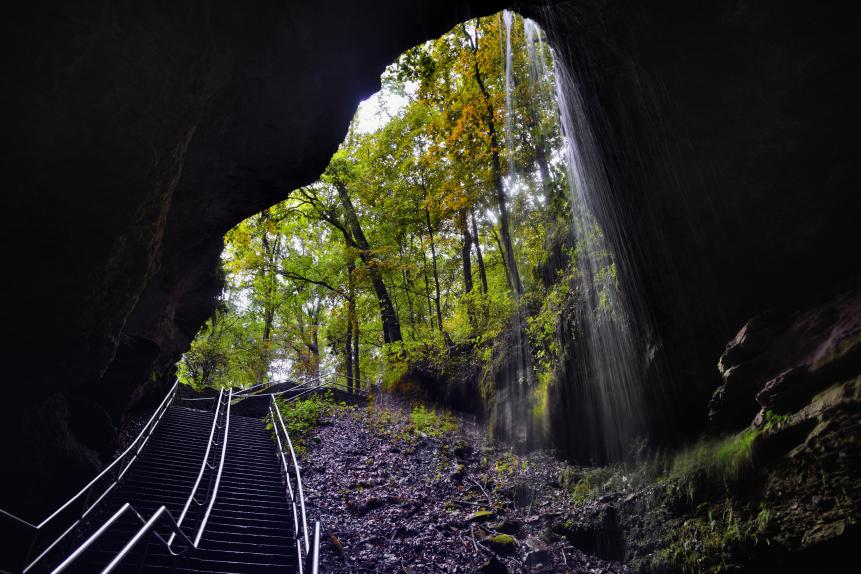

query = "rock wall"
[[1, 0, 858, 523], [528, 0, 861, 444], [0, 0, 509, 519], [553, 284, 861, 573]]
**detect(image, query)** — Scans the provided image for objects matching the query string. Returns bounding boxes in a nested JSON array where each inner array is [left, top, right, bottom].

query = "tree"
[[181, 10, 566, 392]]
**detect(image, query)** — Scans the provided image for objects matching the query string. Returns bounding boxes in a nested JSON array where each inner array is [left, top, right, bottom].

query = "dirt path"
[[301, 402, 627, 573]]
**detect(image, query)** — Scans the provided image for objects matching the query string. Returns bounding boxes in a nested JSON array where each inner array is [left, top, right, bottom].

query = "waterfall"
[[523, 17, 649, 461], [491, 11, 535, 450], [503, 10, 515, 176], [524, 19, 547, 94]]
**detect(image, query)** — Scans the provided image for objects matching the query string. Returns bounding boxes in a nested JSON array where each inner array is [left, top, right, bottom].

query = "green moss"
[[410, 404, 459, 437], [569, 466, 624, 505], [714, 428, 759, 480], [572, 480, 594, 505], [670, 428, 761, 487], [645, 497, 778, 574], [484, 533, 517, 553], [468, 510, 495, 522], [761, 409, 789, 429], [754, 502, 772, 536], [366, 400, 459, 444], [651, 502, 741, 573], [493, 451, 526, 478]]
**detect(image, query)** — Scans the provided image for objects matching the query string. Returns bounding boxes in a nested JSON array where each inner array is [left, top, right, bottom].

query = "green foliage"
[[569, 466, 627, 505], [181, 12, 573, 407], [366, 400, 460, 444], [526, 262, 575, 375], [670, 428, 760, 487], [384, 333, 449, 377], [646, 496, 780, 574], [652, 499, 747, 574], [410, 404, 458, 437], [755, 502, 772, 534], [493, 451, 526, 478], [271, 391, 335, 456]]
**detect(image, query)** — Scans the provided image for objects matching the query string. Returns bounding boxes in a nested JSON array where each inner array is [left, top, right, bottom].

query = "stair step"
[[50, 410, 303, 573]]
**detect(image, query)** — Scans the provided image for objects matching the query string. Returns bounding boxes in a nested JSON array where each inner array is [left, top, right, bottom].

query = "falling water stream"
[[502, 15, 649, 460], [503, 10, 516, 175], [553, 58, 646, 461]]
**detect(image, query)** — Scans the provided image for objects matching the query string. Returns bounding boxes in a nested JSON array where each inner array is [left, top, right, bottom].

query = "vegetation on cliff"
[[178, 13, 579, 433], [177, 10, 860, 574]]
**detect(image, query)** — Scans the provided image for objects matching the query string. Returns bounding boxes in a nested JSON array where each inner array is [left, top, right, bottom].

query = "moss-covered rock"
[[467, 510, 495, 523], [483, 533, 517, 554]]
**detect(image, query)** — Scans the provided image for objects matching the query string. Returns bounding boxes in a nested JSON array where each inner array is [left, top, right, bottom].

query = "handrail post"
[[305, 521, 321, 574], [193, 389, 231, 547]]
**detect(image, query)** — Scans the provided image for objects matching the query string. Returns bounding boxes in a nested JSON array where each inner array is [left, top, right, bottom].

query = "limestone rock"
[[709, 284, 861, 431]]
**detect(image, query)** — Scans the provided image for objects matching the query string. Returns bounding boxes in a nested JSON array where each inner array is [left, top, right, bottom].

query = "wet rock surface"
[[302, 403, 628, 573]]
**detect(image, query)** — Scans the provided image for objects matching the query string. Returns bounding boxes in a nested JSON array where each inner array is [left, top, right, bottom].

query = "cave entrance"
[[179, 10, 653, 463]]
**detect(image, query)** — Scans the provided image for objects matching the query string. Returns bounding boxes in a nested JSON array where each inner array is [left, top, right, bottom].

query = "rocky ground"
[[301, 398, 628, 574]]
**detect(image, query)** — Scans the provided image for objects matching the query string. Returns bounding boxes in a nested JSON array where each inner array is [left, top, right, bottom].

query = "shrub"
[[410, 404, 458, 438], [271, 391, 335, 456]]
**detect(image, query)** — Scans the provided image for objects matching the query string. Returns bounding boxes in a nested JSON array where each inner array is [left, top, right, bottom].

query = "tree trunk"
[[490, 224, 513, 292], [352, 314, 360, 391], [464, 22, 523, 296], [425, 207, 443, 331], [471, 210, 489, 294], [418, 230, 435, 329], [335, 182, 402, 343], [345, 315, 353, 394], [347, 255, 359, 391], [459, 210, 474, 294], [401, 263, 417, 339], [460, 209, 477, 332]]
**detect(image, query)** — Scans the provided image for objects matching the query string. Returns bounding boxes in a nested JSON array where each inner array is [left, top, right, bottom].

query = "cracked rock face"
[[1, 0, 859, 520], [710, 283, 861, 432]]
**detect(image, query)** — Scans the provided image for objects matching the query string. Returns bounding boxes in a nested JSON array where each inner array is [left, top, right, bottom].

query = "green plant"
[[410, 404, 458, 437], [569, 466, 623, 504], [270, 391, 335, 456], [755, 502, 772, 534], [493, 452, 522, 478], [670, 428, 760, 486]]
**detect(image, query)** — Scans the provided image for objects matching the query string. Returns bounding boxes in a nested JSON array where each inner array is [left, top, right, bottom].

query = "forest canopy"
[[178, 12, 600, 396]]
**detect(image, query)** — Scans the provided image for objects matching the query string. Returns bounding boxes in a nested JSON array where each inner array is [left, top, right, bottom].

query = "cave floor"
[[301, 401, 627, 573]]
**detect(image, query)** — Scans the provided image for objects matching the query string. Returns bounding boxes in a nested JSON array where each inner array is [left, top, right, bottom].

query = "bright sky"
[[353, 82, 416, 134]]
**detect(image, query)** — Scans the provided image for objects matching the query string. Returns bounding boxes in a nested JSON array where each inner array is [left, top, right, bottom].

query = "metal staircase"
[[1, 382, 320, 574]]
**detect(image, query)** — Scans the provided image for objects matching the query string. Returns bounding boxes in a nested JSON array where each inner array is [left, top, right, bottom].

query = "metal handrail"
[[269, 396, 321, 568], [177, 380, 275, 401], [306, 520, 321, 574], [16, 380, 180, 573], [0, 507, 36, 530], [101, 506, 188, 574], [50, 389, 233, 573], [50, 502, 194, 574], [248, 373, 369, 403], [232, 380, 273, 397], [271, 399, 310, 553], [167, 388, 225, 548], [194, 389, 231, 546]]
